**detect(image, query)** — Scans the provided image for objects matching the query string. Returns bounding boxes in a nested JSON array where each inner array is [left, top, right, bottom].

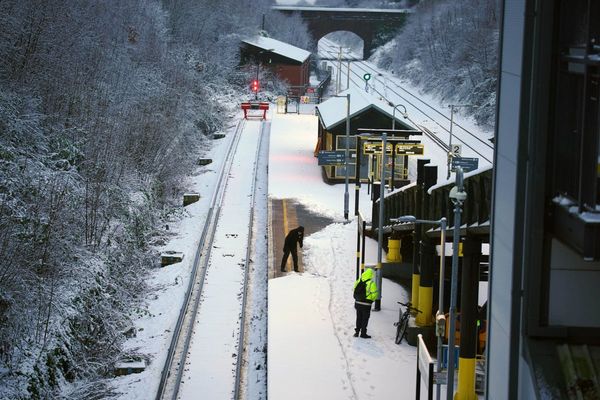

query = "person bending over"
[[280, 226, 304, 272]]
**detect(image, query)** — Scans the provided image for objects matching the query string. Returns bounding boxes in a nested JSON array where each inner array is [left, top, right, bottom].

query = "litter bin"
[[387, 238, 401, 262]]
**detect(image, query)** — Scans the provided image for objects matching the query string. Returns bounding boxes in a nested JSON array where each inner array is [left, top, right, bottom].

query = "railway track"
[[155, 118, 265, 400], [319, 39, 494, 163]]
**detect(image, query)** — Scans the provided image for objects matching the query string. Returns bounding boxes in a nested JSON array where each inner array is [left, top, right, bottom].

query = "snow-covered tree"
[[377, 0, 499, 127], [0, 0, 296, 397]]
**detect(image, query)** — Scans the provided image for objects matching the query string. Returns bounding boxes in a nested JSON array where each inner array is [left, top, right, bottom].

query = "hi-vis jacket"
[[353, 268, 378, 305]]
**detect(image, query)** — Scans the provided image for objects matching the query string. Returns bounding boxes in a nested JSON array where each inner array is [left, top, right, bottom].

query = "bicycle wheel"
[[397, 316, 409, 344], [395, 319, 403, 344]]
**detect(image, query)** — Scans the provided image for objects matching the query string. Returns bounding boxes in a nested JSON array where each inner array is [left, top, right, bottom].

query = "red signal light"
[[251, 79, 259, 93]]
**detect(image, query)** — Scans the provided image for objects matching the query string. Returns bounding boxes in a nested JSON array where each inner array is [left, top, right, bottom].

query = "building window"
[[336, 135, 356, 150], [334, 135, 356, 179], [550, 0, 600, 261]]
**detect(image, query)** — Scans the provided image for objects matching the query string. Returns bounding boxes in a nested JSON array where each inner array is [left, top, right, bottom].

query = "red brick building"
[[241, 36, 311, 96]]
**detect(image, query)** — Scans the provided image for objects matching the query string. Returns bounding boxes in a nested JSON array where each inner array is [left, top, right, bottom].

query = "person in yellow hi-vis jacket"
[[352, 268, 379, 339]]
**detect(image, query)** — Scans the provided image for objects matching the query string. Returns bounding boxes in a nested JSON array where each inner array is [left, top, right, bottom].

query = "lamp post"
[[332, 93, 351, 220], [446, 166, 466, 400], [390, 104, 408, 191], [391, 104, 407, 130], [392, 215, 447, 400], [374, 132, 387, 311]]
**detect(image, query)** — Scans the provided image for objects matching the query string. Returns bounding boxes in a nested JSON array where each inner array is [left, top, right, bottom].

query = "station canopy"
[[242, 36, 311, 64], [316, 86, 415, 131]]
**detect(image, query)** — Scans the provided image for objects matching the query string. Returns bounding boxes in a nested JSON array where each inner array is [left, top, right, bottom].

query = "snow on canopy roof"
[[316, 86, 415, 131], [243, 36, 311, 64]]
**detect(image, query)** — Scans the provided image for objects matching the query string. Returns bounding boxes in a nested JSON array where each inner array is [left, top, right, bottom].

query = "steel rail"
[[318, 42, 493, 162], [155, 119, 247, 400], [319, 45, 452, 155], [348, 59, 494, 154], [233, 120, 267, 400], [319, 39, 493, 149]]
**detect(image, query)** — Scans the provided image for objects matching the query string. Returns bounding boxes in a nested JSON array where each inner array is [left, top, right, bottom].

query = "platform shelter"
[[315, 87, 416, 184]]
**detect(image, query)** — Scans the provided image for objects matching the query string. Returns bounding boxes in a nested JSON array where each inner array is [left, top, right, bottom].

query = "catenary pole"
[[337, 46, 342, 94], [347, 60, 350, 90], [447, 105, 455, 179]]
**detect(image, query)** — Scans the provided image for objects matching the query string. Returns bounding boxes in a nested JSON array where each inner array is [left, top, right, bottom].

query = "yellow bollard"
[[454, 357, 477, 400], [416, 286, 433, 325], [387, 238, 402, 262], [411, 273, 420, 311]]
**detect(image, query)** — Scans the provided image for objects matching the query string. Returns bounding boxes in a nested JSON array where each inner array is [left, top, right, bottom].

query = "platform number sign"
[[451, 144, 462, 157]]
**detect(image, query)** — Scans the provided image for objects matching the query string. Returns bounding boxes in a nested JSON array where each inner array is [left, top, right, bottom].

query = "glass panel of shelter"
[[332, 134, 409, 183], [371, 153, 407, 184], [335, 136, 357, 179]]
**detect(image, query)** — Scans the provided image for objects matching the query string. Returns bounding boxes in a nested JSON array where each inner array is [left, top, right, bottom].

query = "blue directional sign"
[[451, 157, 479, 172], [318, 150, 346, 166]]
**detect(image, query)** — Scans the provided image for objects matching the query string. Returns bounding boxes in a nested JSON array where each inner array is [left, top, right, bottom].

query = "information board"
[[363, 142, 424, 155], [318, 150, 346, 166], [451, 157, 479, 172]]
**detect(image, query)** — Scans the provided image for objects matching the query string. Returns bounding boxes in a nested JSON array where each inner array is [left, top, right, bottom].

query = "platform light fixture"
[[331, 93, 351, 220]]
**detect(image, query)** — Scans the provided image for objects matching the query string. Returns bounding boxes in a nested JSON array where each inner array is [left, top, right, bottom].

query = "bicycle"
[[394, 301, 422, 344]]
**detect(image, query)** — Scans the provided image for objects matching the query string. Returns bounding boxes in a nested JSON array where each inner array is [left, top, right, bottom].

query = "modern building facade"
[[487, 1, 600, 398]]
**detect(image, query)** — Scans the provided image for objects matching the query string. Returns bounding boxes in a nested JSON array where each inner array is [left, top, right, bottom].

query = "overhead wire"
[[318, 40, 494, 163]]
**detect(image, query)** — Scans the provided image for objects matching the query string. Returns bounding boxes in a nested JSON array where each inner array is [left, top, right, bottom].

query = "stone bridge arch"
[[272, 6, 411, 59]]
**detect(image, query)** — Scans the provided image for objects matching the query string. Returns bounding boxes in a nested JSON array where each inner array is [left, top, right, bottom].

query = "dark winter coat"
[[284, 226, 304, 250]]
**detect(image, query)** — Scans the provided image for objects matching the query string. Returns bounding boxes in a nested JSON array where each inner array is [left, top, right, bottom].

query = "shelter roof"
[[316, 87, 415, 131], [242, 36, 311, 64]]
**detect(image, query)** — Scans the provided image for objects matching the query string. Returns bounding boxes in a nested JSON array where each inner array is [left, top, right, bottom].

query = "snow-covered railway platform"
[[267, 111, 420, 400]]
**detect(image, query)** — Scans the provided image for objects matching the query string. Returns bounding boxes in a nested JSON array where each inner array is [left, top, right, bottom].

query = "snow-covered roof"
[[243, 36, 311, 64], [316, 86, 415, 131], [426, 163, 493, 194]]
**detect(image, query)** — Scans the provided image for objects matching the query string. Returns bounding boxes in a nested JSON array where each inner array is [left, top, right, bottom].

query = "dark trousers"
[[355, 303, 372, 334], [280, 247, 298, 271]]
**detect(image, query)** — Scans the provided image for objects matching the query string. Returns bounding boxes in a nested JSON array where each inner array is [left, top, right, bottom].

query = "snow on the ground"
[[112, 46, 492, 398], [268, 112, 372, 220], [109, 121, 239, 398], [269, 221, 416, 400], [268, 110, 420, 400], [275, 0, 315, 4], [177, 121, 263, 398]]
